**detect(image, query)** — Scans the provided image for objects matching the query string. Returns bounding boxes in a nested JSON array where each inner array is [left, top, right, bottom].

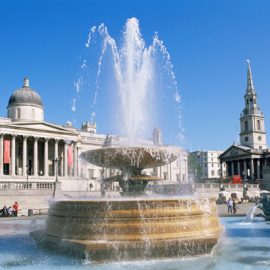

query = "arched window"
[[31, 109, 35, 120], [245, 121, 248, 132], [16, 108, 20, 120], [257, 120, 261, 130]]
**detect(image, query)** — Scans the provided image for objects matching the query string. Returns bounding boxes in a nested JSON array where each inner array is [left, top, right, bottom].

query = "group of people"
[[0, 202, 19, 217], [227, 198, 238, 214]]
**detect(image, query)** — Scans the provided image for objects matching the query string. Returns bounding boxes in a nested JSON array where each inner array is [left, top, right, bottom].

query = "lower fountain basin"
[[31, 197, 222, 262]]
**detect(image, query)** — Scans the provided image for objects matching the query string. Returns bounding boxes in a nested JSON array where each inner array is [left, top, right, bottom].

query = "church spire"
[[246, 59, 255, 94]]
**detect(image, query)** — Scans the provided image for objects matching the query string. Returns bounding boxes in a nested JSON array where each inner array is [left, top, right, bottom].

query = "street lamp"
[[54, 158, 59, 183], [26, 165, 29, 188], [53, 158, 59, 198]]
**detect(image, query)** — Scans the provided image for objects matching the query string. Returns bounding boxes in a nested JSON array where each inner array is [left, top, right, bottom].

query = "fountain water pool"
[[1, 217, 270, 270]]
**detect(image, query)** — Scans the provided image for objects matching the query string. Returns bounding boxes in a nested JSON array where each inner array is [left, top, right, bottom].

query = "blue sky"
[[1, 0, 270, 151]]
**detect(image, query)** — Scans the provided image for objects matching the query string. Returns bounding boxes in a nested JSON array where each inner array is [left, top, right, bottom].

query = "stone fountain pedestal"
[[31, 197, 222, 262]]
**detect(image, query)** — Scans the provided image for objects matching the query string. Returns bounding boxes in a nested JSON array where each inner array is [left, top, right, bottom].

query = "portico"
[[0, 127, 79, 180], [219, 145, 264, 182]]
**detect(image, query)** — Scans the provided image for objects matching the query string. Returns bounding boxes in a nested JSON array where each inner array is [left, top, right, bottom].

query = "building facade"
[[220, 61, 270, 184], [0, 78, 188, 192], [189, 150, 226, 182]]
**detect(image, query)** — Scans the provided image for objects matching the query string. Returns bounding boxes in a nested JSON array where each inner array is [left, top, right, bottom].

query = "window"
[[211, 170, 215, 176], [16, 108, 20, 119], [258, 136, 262, 141], [212, 163, 214, 167], [31, 109, 35, 120], [245, 136, 249, 142], [163, 172, 168, 180], [257, 120, 261, 131], [245, 121, 248, 132], [88, 169, 94, 179]]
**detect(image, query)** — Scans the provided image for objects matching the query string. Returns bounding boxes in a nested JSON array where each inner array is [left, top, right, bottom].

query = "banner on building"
[[4, 139, 10, 164], [68, 145, 73, 167]]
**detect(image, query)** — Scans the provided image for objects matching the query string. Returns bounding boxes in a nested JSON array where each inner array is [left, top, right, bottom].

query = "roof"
[[7, 77, 43, 109]]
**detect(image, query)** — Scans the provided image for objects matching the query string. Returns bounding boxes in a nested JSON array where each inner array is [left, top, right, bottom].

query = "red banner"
[[4, 139, 10, 164], [68, 145, 73, 167]]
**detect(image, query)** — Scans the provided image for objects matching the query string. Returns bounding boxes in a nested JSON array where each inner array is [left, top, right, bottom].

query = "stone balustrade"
[[0, 181, 54, 190]]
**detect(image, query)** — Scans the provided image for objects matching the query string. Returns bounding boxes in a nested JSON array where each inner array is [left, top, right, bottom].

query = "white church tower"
[[239, 60, 267, 150]]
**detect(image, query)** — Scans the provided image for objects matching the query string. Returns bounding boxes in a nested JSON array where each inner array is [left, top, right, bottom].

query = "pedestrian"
[[233, 200, 238, 214], [227, 198, 233, 214], [12, 202, 19, 217]]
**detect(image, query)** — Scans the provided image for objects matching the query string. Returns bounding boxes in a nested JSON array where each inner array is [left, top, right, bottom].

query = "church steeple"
[[240, 60, 267, 150], [244, 60, 257, 111], [246, 59, 255, 94]]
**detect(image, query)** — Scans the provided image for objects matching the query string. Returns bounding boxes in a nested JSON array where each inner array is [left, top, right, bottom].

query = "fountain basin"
[[31, 197, 222, 262], [80, 146, 180, 170]]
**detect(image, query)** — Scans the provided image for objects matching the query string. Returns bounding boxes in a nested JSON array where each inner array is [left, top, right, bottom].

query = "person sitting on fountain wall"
[[227, 198, 233, 214], [0, 205, 8, 217]]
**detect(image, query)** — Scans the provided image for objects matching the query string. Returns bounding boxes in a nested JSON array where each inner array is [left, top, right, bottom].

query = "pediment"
[[220, 145, 252, 159], [1, 121, 78, 136]]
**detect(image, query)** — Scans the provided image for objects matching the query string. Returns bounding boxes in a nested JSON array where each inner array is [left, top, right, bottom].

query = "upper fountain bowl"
[[80, 146, 181, 170]]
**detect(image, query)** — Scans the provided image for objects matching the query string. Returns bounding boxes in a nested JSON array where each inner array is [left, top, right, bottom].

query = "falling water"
[[73, 17, 182, 146], [244, 205, 259, 223]]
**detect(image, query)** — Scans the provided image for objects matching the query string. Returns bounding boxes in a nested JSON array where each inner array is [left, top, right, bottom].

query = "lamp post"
[[53, 158, 59, 198], [26, 165, 29, 189]]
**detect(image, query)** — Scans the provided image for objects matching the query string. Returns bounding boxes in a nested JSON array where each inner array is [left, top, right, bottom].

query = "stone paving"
[[217, 202, 261, 217]]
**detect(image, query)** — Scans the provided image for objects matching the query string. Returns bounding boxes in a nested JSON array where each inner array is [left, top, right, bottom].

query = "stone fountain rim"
[[52, 197, 216, 203]]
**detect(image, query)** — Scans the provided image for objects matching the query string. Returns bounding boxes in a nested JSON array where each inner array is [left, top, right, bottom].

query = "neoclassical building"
[[0, 78, 187, 191], [220, 61, 270, 183]]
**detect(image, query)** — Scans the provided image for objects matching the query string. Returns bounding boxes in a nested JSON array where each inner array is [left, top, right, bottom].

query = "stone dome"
[[8, 77, 43, 109]]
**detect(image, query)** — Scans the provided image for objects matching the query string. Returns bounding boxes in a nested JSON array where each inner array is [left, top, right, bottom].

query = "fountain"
[[31, 18, 222, 262], [244, 205, 260, 223], [257, 194, 270, 221]]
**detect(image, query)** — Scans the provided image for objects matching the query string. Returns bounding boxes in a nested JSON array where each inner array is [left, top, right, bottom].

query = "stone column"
[[243, 159, 247, 179], [237, 161, 241, 176], [73, 143, 77, 177], [226, 162, 229, 178], [77, 146, 81, 178], [11, 135, 16, 176], [64, 142, 68, 177], [0, 134, 3, 176], [250, 158, 254, 182], [54, 139, 59, 176], [34, 137, 38, 177], [231, 161, 234, 176], [257, 159, 261, 179], [44, 138, 48, 177], [22, 136, 27, 176]]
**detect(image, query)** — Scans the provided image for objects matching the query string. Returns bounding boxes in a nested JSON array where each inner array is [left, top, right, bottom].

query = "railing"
[[195, 183, 260, 189], [0, 181, 54, 190]]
